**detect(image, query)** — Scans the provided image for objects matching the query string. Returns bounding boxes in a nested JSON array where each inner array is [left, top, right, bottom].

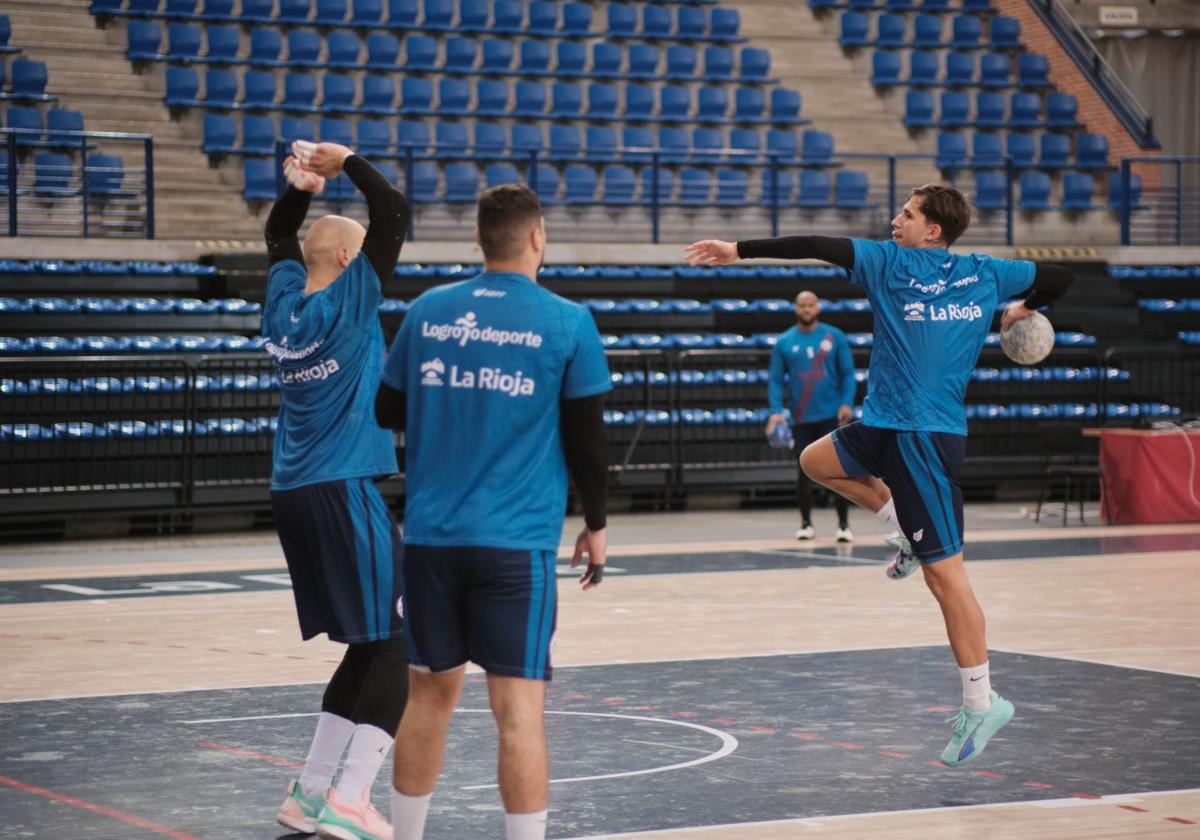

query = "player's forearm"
[[344, 155, 410, 282], [561, 394, 608, 531], [1021, 263, 1074, 310], [264, 186, 311, 266], [736, 236, 855, 271]]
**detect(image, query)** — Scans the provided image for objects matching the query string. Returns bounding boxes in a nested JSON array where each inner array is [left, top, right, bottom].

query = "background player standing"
[[686, 184, 1072, 766], [766, 290, 856, 542], [263, 142, 410, 840], [374, 184, 611, 840]]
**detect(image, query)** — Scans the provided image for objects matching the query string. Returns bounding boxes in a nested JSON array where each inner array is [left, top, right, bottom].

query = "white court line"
[[454, 709, 738, 789], [990, 647, 1200, 680], [178, 711, 318, 725], [749, 548, 883, 565], [566, 787, 1200, 839]]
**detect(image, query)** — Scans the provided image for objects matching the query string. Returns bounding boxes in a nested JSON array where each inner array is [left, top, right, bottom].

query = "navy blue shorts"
[[271, 477, 404, 644], [792, 417, 840, 455], [832, 422, 967, 563], [401, 545, 558, 681]]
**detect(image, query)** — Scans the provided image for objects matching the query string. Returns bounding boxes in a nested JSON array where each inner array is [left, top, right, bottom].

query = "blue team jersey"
[[768, 323, 856, 423], [381, 271, 612, 552], [261, 255, 399, 490], [850, 239, 1035, 435]]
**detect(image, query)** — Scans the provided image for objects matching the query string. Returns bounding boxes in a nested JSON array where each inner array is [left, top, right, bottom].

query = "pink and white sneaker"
[[315, 787, 392, 840], [277, 779, 326, 834]]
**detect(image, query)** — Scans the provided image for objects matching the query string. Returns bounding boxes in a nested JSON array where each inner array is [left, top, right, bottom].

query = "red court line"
[[1118, 805, 1149, 813], [789, 732, 821, 741], [1071, 792, 1101, 800], [975, 770, 1006, 780], [831, 742, 865, 750], [1165, 817, 1196, 825], [1023, 781, 1054, 790], [0, 774, 202, 840], [879, 750, 910, 759], [751, 726, 778, 734], [197, 740, 304, 770]]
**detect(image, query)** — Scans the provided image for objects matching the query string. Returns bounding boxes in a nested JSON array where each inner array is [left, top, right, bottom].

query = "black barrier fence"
[[3, 347, 1198, 522]]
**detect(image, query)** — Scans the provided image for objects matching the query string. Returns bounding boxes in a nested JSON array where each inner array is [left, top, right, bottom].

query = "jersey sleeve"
[[264, 260, 306, 326], [380, 302, 414, 392], [849, 239, 892, 292], [991, 258, 1038, 300], [562, 309, 613, 400]]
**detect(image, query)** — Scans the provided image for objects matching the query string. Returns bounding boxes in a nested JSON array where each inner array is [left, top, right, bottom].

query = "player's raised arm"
[[264, 156, 325, 267], [293, 141, 411, 282], [686, 236, 856, 271], [1001, 262, 1075, 330]]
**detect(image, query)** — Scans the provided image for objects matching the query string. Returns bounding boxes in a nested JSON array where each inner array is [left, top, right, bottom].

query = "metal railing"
[[3, 128, 155, 238], [1027, 0, 1159, 149], [1117, 156, 1200, 246]]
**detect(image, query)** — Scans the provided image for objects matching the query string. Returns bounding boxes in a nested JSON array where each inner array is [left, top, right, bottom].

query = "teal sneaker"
[[276, 779, 326, 834], [939, 691, 1015, 766], [314, 787, 391, 840], [886, 535, 919, 580]]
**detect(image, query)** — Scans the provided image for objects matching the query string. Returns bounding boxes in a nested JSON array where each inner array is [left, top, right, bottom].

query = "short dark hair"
[[477, 184, 542, 261], [910, 184, 971, 246]]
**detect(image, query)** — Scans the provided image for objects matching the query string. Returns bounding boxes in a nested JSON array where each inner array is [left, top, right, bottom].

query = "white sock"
[[392, 789, 432, 840], [335, 724, 393, 803], [875, 497, 899, 529], [960, 662, 992, 711], [299, 712, 355, 797], [505, 810, 548, 840]]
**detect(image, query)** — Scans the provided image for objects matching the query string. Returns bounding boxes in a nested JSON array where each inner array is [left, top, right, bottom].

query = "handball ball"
[[767, 422, 794, 450], [1001, 311, 1055, 365]]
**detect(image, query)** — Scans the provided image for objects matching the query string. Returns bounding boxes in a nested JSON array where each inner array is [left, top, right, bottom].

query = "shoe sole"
[[942, 700, 1016, 766], [836, 536, 852, 543], [315, 824, 369, 840], [277, 814, 317, 834]]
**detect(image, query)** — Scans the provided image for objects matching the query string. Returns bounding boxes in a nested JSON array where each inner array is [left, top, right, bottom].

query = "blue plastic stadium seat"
[[1039, 133, 1071, 169], [937, 91, 969, 127], [602, 166, 637, 205], [562, 2, 592, 37], [912, 14, 942, 47], [769, 88, 804, 124], [322, 74, 356, 112], [944, 52, 975, 86], [361, 35, 400, 71], [6, 106, 44, 146], [362, 74, 399, 114], [126, 0, 160, 16], [1061, 173, 1093, 210], [165, 66, 201, 107], [551, 82, 583, 120], [875, 14, 906, 48], [547, 124, 581, 160], [835, 170, 871, 207], [642, 4, 672, 40], [517, 40, 550, 76], [324, 32, 361, 68], [532, 166, 560, 205], [607, 3, 637, 38], [710, 7, 742, 41], [1019, 170, 1052, 210], [1076, 134, 1110, 169], [563, 165, 597, 204], [979, 52, 1012, 87], [127, 21, 162, 61], [400, 77, 434, 114], [656, 126, 687, 163], [624, 84, 655, 121], [437, 77, 470, 115], [950, 15, 981, 49], [1007, 132, 1035, 168], [733, 87, 765, 122], [280, 116, 315, 146], [740, 48, 772, 83], [658, 85, 690, 122], [472, 121, 506, 158], [526, 0, 558, 35], [904, 90, 936, 128], [800, 129, 835, 165], [697, 87, 728, 123], [715, 169, 748, 206], [407, 161, 438, 201], [555, 41, 586, 76], [766, 128, 797, 162], [240, 0, 275, 22], [909, 51, 939, 86], [840, 12, 870, 48], [480, 38, 513, 74], [728, 128, 760, 162], [166, 23, 202, 62], [351, 0, 384, 26], [586, 83, 618, 120], [475, 79, 509, 116], [974, 91, 1005, 127], [85, 154, 127, 197], [444, 36, 476, 74], [315, 0, 347, 24], [678, 168, 711, 205], [46, 109, 85, 149], [248, 28, 283, 66], [243, 157, 277, 199], [974, 171, 1006, 209], [204, 26, 241, 63], [796, 170, 831, 207], [1008, 92, 1041, 128], [1045, 93, 1080, 129], [871, 51, 901, 86], [510, 122, 543, 157], [619, 126, 652, 161], [691, 127, 722, 163], [282, 73, 319, 112], [760, 169, 792, 205], [403, 35, 437, 72], [990, 15, 1020, 48], [641, 168, 675, 204], [587, 43, 620, 79], [240, 114, 276, 154], [444, 162, 478, 202], [587, 125, 618, 161], [356, 118, 391, 155], [202, 113, 237, 153], [277, 0, 312, 24], [490, 0, 523, 33], [936, 132, 967, 170], [1107, 173, 1142, 210], [421, 0, 454, 30], [513, 81, 547, 118], [667, 45, 699, 80], [458, 0, 489, 32], [397, 120, 430, 155], [970, 132, 1003, 167], [1018, 53, 1049, 87]]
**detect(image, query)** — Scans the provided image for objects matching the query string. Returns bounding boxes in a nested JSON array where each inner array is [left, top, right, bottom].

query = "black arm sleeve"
[[374, 381, 406, 431], [735, 236, 856, 271], [561, 394, 609, 531], [1018, 262, 1075, 310], [344, 154, 410, 284], [264, 186, 312, 267]]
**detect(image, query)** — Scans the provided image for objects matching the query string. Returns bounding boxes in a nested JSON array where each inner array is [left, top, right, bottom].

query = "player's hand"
[[571, 526, 607, 590], [293, 141, 354, 179], [684, 239, 738, 267], [1001, 301, 1036, 331], [282, 155, 325, 194], [837, 404, 853, 425], [765, 413, 787, 435]]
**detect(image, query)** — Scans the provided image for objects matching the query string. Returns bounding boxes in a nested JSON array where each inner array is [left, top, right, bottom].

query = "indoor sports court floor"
[[1, 503, 1198, 839]]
